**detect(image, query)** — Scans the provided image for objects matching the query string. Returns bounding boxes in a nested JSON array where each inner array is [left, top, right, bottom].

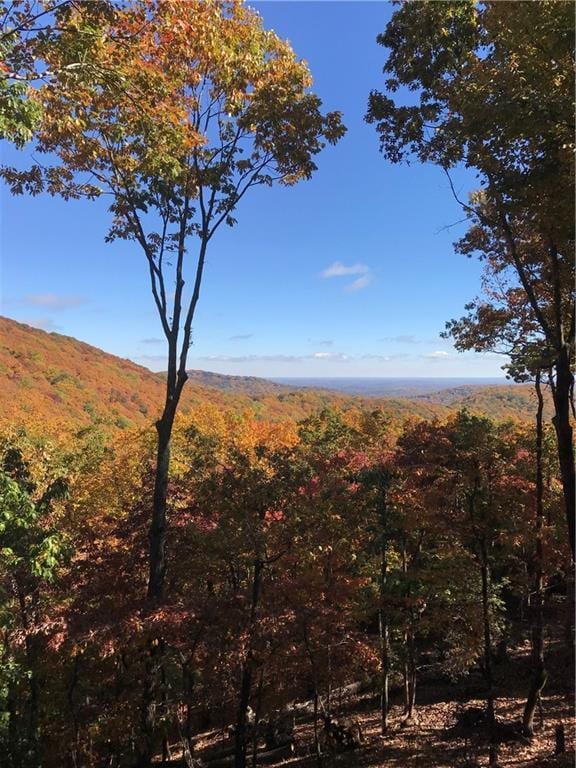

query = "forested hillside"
[[0, 315, 572, 768], [0, 380, 572, 768], [0, 317, 546, 432]]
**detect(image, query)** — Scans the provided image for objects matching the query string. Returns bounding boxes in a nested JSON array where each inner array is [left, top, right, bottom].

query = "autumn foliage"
[[0, 2, 574, 766], [0, 387, 571, 766]]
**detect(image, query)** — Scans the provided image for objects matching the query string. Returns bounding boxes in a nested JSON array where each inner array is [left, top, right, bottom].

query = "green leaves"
[[0, 80, 43, 148], [0, 448, 69, 584], [368, 0, 574, 221]]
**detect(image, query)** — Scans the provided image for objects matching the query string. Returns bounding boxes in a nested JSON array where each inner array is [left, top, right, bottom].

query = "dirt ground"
[[280, 637, 573, 768], [190, 634, 574, 768]]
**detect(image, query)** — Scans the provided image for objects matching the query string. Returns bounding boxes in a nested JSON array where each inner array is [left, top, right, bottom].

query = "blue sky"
[[0, 1, 506, 378]]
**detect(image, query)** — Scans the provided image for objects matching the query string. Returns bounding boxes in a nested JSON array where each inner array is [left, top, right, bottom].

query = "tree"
[[0, 0, 45, 146], [0, 439, 70, 768], [1, 0, 345, 601], [360, 463, 393, 735], [393, 412, 536, 762], [366, 0, 575, 557], [0, 1, 118, 147], [443, 204, 574, 557]]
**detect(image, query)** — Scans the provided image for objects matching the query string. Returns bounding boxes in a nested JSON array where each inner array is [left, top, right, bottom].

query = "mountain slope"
[[0, 316, 176, 429], [0, 317, 450, 429], [0, 317, 262, 430], [0, 317, 541, 432], [185, 369, 294, 396]]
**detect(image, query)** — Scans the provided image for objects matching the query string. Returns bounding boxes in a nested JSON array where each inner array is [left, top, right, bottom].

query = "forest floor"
[[187, 632, 574, 768]]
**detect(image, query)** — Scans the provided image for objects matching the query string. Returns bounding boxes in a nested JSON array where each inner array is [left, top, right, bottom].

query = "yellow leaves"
[[13, 0, 343, 223]]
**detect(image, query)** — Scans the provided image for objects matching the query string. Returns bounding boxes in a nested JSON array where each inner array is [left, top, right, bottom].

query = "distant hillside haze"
[[0, 317, 544, 432], [185, 371, 513, 399], [269, 377, 513, 398], [184, 369, 294, 396]]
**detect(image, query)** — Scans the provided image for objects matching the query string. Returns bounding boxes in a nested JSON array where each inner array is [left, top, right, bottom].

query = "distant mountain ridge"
[[270, 377, 512, 398], [186, 371, 515, 400], [185, 369, 294, 396], [0, 317, 543, 432]]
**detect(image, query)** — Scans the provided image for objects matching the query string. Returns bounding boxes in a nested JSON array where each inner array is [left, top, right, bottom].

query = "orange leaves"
[[5, 0, 344, 210]]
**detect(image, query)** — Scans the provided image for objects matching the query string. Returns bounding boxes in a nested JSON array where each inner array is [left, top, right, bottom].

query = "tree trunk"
[[68, 652, 81, 768], [404, 620, 417, 724], [234, 651, 254, 768], [142, 406, 177, 766], [523, 373, 547, 736], [251, 669, 264, 768], [378, 608, 389, 736], [480, 544, 498, 766], [148, 413, 175, 601], [401, 542, 410, 715], [555, 723, 566, 754], [326, 645, 332, 713], [15, 585, 41, 767], [234, 558, 263, 768], [378, 486, 389, 736], [523, 666, 547, 738], [139, 638, 163, 767], [303, 623, 322, 768], [26, 649, 40, 765], [183, 657, 195, 749], [312, 691, 322, 767], [7, 679, 22, 768], [552, 347, 575, 561]]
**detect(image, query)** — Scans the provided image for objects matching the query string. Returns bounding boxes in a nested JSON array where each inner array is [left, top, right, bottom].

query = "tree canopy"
[[366, 0, 575, 557]]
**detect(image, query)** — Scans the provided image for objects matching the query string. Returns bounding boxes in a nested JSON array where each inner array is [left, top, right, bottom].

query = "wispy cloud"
[[362, 353, 410, 361], [379, 334, 419, 344], [378, 335, 454, 347], [198, 352, 349, 364], [362, 353, 391, 361], [200, 354, 303, 364], [131, 354, 167, 367], [23, 293, 86, 310], [321, 261, 370, 278], [311, 352, 348, 361], [23, 317, 60, 331], [321, 261, 373, 292], [141, 337, 164, 345], [229, 333, 253, 341], [422, 350, 450, 359], [346, 275, 372, 292]]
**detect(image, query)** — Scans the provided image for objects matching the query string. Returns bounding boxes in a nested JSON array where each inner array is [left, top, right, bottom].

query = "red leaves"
[[264, 508, 285, 524]]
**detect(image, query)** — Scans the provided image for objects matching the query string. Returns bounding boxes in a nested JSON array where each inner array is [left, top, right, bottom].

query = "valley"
[[0, 317, 547, 435]]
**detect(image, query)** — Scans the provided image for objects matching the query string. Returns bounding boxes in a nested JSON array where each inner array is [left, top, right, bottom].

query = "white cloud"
[[23, 293, 86, 310], [379, 335, 419, 344], [362, 354, 391, 361], [200, 354, 303, 363], [361, 353, 410, 361], [23, 317, 60, 331], [321, 261, 370, 278], [198, 352, 349, 364], [229, 333, 254, 341], [423, 350, 450, 359], [346, 275, 372, 292], [312, 352, 348, 361], [141, 337, 164, 344], [133, 354, 167, 364]]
